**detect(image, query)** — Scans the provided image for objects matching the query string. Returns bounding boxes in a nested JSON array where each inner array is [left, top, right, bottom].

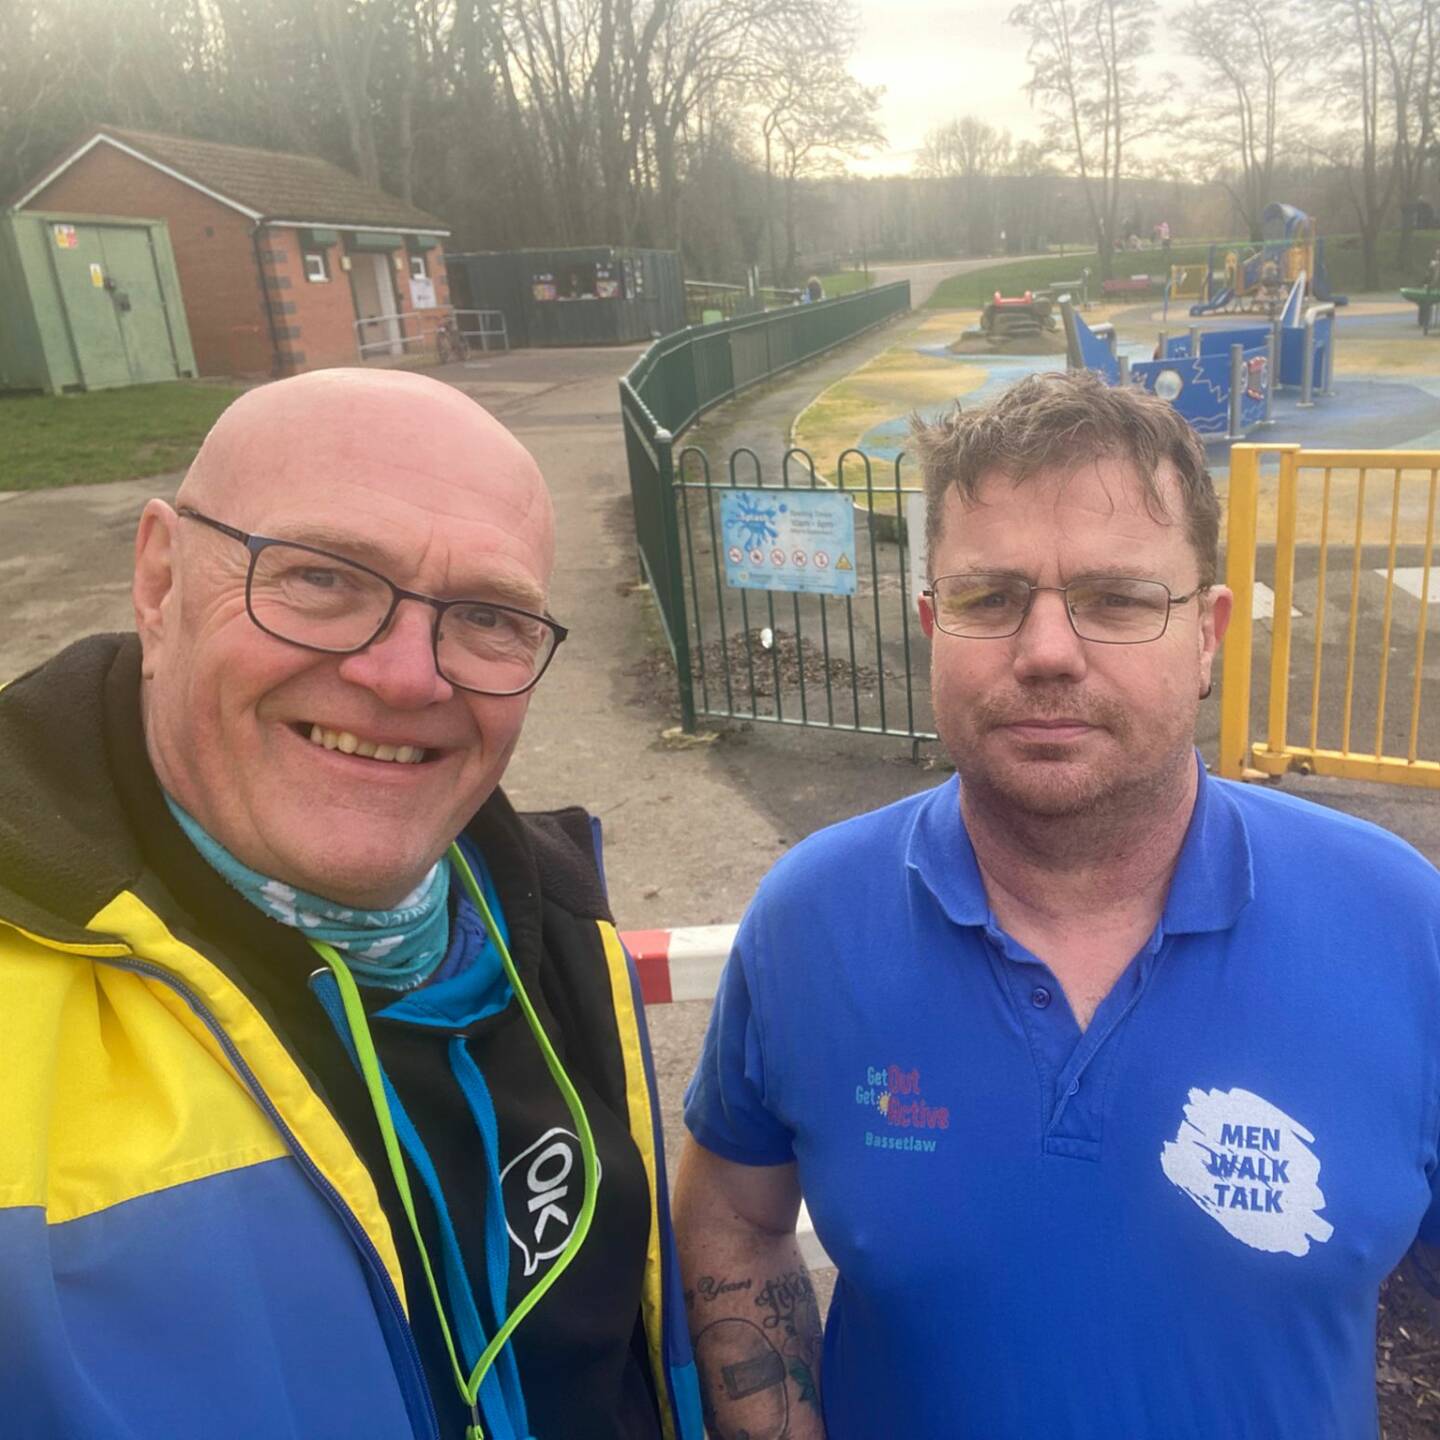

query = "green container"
[[0, 210, 198, 394]]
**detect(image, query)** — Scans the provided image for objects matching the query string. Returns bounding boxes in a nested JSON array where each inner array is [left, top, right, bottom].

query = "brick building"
[[13, 126, 451, 378]]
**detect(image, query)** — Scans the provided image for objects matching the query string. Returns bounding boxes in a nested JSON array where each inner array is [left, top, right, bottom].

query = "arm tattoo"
[[755, 1270, 823, 1405], [685, 1274, 754, 1306], [689, 1269, 825, 1437], [694, 1317, 789, 1440]]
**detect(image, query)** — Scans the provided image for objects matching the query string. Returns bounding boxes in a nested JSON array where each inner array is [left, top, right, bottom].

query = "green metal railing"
[[675, 446, 935, 748], [620, 282, 912, 728]]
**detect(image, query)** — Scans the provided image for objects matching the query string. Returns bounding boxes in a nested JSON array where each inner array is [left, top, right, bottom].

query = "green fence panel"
[[619, 282, 911, 729]]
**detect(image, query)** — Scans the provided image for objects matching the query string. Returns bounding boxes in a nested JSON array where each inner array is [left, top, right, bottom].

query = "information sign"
[[720, 489, 857, 597], [904, 491, 928, 615]]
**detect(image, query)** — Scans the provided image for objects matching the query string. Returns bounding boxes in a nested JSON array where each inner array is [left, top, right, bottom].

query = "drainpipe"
[[252, 220, 284, 378]]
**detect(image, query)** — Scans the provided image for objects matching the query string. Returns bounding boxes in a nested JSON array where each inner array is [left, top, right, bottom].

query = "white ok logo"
[[500, 1127, 602, 1276]]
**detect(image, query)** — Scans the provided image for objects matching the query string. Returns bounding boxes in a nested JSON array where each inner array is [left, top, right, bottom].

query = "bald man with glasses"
[[0, 369, 703, 1440]]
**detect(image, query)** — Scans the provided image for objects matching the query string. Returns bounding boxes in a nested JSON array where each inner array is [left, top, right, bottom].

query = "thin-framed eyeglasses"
[[923, 572, 1206, 644], [178, 506, 567, 696]]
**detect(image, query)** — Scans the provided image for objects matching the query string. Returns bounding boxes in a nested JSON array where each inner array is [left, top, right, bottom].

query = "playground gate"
[[620, 283, 913, 730], [1220, 445, 1439, 791], [670, 446, 934, 746]]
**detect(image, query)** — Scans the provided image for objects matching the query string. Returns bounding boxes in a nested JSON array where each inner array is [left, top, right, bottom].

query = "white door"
[[369, 253, 402, 355], [352, 251, 402, 357]]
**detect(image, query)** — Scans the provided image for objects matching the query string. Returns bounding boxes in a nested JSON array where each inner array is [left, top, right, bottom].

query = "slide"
[[1190, 287, 1234, 317]]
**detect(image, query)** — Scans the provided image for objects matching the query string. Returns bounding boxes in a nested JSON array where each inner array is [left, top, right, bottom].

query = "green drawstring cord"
[[311, 841, 599, 1440]]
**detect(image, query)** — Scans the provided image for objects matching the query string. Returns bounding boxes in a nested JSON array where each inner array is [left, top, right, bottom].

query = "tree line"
[[1002, 0, 1439, 283], [0, 0, 881, 283], [2, 0, 1436, 288]]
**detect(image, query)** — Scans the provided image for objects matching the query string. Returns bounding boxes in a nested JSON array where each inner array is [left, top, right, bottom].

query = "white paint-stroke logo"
[[1160, 1087, 1333, 1256]]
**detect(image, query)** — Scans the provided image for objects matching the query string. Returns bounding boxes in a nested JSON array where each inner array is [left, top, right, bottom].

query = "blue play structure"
[[1187, 204, 1348, 316], [1061, 280, 1335, 440], [1165, 277, 1333, 390]]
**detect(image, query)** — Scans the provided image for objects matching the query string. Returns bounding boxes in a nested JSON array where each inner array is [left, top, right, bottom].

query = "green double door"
[[52, 224, 184, 388]]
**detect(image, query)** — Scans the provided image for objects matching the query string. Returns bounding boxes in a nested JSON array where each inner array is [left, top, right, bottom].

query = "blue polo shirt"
[[685, 766, 1440, 1439]]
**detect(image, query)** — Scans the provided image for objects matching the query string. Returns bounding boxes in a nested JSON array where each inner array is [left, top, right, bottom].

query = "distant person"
[[1160, 218, 1172, 256], [806, 275, 825, 302], [1421, 248, 1440, 330], [674, 370, 1440, 1439], [0, 369, 703, 1439]]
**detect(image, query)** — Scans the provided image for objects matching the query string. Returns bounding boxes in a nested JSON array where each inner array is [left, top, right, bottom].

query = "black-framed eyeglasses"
[[179, 507, 567, 696], [923, 573, 1206, 645]]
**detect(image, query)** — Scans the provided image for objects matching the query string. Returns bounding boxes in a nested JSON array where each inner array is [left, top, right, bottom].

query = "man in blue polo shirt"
[[674, 370, 1440, 1439]]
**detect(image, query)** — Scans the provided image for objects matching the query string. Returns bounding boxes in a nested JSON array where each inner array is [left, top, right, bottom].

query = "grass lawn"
[[816, 270, 875, 298], [925, 230, 1440, 310], [1322, 229, 1440, 295], [925, 244, 1215, 309], [0, 381, 247, 491], [790, 314, 991, 495]]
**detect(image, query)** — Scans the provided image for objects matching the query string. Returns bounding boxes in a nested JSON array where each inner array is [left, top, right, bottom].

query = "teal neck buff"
[[164, 794, 451, 990]]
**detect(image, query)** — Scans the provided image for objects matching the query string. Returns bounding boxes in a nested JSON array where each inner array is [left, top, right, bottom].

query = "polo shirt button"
[[1031, 986, 1051, 1008], [1067, 1079, 1081, 1096]]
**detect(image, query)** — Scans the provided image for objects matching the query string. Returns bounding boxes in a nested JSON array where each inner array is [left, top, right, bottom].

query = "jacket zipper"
[[98, 953, 441, 1440]]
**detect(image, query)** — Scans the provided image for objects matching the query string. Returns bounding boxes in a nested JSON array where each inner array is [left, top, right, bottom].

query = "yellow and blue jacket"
[[0, 635, 704, 1440]]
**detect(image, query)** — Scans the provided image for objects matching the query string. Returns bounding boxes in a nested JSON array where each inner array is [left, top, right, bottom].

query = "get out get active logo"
[[856, 1062, 950, 1155]]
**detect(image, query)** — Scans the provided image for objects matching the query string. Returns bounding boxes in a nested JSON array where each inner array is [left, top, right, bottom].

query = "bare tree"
[[1308, 0, 1432, 289], [644, 0, 827, 249], [1008, 0, 1160, 277], [752, 5, 882, 280], [1174, 0, 1302, 241], [1383, 0, 1440, 270], [314, 0, 390, 187], [916, 116, 1013, 254], [916, 117, 1013, 180]]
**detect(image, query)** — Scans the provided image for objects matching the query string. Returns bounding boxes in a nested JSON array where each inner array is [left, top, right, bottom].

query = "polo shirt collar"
[[906, 755, 1255, 936], [907, 775, 989, 928], [1161, 755, 1255, 933]]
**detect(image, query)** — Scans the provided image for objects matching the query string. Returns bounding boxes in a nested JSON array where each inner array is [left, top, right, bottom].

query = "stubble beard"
[[940, 685, 1198, 829]]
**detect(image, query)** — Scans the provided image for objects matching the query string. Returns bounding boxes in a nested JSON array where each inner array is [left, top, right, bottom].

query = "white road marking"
[[1382, 567, 1440, 603], [1253, 582, 1300, 621]]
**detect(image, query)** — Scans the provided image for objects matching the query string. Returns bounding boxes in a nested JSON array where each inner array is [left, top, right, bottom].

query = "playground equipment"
[[1060, 281, 1335, 439], [1037, 273, 1090, 307], [1399, 287, 1440, 335], [1062, 297, 1270, 439], [978, 291, 1056, 340], [1163, 276, 1336, 398], [1180, 204, 1348, 317]]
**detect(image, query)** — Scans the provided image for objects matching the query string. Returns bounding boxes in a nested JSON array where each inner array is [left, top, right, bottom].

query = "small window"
[[557, 262, 597, 299], [409, 253, 427, 280], [303, 251, 329, 283]]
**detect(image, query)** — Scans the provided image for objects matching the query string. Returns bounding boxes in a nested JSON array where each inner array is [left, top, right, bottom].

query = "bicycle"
[[434, 316, 470, 365]]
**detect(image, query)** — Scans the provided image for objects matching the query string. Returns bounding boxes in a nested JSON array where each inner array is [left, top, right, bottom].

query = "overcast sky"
[[850, 0, 1193, 175]]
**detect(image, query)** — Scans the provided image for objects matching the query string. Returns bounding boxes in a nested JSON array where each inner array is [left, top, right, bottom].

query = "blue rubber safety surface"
[[858, 339, 1440, 478]]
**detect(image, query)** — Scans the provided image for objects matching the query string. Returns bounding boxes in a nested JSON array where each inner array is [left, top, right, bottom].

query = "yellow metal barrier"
[[1220, 444, 1439, 790], [1169, 264, 1208, 301]]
